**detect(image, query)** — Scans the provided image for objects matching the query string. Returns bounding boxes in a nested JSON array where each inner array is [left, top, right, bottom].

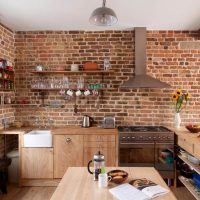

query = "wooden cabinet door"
[[177, 135, 194, 154], [54, 135, 83, 178], [21, 148, 53, 179]]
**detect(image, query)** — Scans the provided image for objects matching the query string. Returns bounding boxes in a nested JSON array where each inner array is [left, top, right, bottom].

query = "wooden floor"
[[0, 185, 196, 200]]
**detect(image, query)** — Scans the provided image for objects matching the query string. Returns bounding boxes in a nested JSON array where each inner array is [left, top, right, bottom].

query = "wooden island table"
[[50, 167, 177, 200]]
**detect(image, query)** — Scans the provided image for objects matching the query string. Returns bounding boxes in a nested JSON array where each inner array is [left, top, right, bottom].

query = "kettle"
[[82, 115, 93, 128], [87, 151, 105, 181]]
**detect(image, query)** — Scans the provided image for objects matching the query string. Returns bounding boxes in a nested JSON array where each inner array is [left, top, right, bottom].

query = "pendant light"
[[89, 0, 118, 26]]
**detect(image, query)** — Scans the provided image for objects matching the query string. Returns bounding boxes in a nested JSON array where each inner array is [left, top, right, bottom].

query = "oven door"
[[154, 142, 174, 171], [119, 142, 155, 167]]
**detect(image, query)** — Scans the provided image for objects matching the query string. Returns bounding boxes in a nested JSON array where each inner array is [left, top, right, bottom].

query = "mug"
[[98, 173, 112, 188], [66, 89, 74, 96], [92, 89, 98, 96], [84, 89, 90, 96], [75, 90, 82, 96], [71, 64, 79, 71]]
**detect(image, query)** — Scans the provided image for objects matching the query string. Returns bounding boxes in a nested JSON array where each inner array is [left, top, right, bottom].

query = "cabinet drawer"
[[194, 144, 200, 160], [84, 141, 115, 148], [84, 135, 115, 142], [178, 136, 194, 154]]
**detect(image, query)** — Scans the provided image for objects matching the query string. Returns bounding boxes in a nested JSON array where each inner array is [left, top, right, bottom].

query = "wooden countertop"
[[50, 167, 177, 200], [167, 126, 200, 143], [0, 126, 118, 135]]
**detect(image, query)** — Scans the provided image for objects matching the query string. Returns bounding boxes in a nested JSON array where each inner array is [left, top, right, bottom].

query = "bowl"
[[188, 154, 200, 165], [107, 169, 128, 184], [185, 125, 200, 133], [180, 163, 194, 179]]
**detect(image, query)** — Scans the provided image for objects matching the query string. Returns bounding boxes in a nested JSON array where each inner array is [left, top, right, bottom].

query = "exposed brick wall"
[[14, 30, 200, 128], [0, 24, 16, 158]]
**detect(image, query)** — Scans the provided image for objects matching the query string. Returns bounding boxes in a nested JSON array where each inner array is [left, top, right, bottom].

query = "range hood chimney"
[[120, 27, 171, 89]]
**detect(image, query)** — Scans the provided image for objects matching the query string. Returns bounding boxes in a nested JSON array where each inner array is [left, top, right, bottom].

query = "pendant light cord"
[[102, 0, 106, 7]]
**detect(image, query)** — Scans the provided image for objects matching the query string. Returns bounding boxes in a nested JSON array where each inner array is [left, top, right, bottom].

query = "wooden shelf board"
[[178, 176, 200, 200], [178, 155, 200, 175], [12, 104, 39, 106], [31, 88, 116, 91], [30, 70, 114, 74]]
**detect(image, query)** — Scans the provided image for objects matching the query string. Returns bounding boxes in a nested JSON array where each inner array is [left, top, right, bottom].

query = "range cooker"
[[118, 126, 174, 181]]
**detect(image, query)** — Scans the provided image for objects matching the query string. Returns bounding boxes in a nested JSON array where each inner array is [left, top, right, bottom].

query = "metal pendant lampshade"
[[89, 0, 118, 26]]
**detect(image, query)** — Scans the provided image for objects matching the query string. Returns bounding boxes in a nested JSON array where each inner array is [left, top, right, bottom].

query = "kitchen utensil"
[[193, 173, 200, 188], [84, 89, 91, 96], [82, 115, 93, 128], [185, 125, 200, 133], [70, 64, 79, 71], [87, 151, 105, 181], [83, 62, 99, 70], [187, 154, 200, 165], [180, 163, 194, 178], [66, 89, 74, 96], [103, 116, 115, 129], [75, 90, 82, 96], [98, 173, 112, 188], [107, 169, 128, 184]]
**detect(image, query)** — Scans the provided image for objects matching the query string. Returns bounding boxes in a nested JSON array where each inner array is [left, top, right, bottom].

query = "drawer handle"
[[66, 138, 72, 144]]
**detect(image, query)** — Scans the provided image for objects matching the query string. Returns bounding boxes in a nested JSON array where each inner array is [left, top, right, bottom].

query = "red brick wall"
[[14, 30, 200, 127], [0, 24, 16, 158]]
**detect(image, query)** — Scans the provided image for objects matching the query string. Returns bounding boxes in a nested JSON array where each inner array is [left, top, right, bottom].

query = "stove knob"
[[162, 136, 166, 139], [158, 137, 161, 139], [139, 136, 143, 139], [127, 137, 130, 139], [167, 136, 171, 139], [148, 136, 152, 139], [131, 136, 135, 139], [122, 136, 126, 139], [153, 136, 157, 139]]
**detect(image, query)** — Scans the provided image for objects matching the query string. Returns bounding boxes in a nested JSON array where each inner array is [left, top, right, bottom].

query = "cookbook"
[[109, 178, 169, 200]]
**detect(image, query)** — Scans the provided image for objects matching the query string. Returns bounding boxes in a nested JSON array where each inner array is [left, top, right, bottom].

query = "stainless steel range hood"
[[120, 27, 171, 89]]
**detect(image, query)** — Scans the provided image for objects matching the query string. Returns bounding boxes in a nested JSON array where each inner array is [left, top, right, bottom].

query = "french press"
[[87, 151, 105, 181]]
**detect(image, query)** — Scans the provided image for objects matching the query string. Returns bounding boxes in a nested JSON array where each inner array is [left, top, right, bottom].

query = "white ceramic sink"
[[24, 130, 52, 147]]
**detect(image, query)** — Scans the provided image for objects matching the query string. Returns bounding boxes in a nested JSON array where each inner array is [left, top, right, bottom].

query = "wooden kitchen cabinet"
[[177, 135, 194, 155], [21, 148, 53, 179], [83, 135, 117, 167], [54, 135, 83, 178], [193, 144, 200, 160]]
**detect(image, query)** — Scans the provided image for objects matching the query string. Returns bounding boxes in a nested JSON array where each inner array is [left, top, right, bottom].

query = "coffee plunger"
[[87, 151, 105, 181]]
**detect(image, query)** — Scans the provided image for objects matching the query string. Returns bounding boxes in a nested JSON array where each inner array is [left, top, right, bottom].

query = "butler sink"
[[23, 130, 52, 147]]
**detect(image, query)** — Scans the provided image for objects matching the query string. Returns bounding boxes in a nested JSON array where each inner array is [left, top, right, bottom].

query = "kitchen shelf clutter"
[[30, 69, 115, 101], [0, 59, 14, 91], [177, 135, 200, 200], [178, 176, 200, 200]]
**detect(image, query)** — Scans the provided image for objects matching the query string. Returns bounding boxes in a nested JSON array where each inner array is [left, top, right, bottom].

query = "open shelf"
[[30, 70, 114, 74], [178, 155, 200, 175], [178, 176, 200, 200], [31, 88, 116, 91]]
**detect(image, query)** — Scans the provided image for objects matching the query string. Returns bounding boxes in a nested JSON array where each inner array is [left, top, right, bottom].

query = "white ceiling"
[[0, 0, 200, 31]]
